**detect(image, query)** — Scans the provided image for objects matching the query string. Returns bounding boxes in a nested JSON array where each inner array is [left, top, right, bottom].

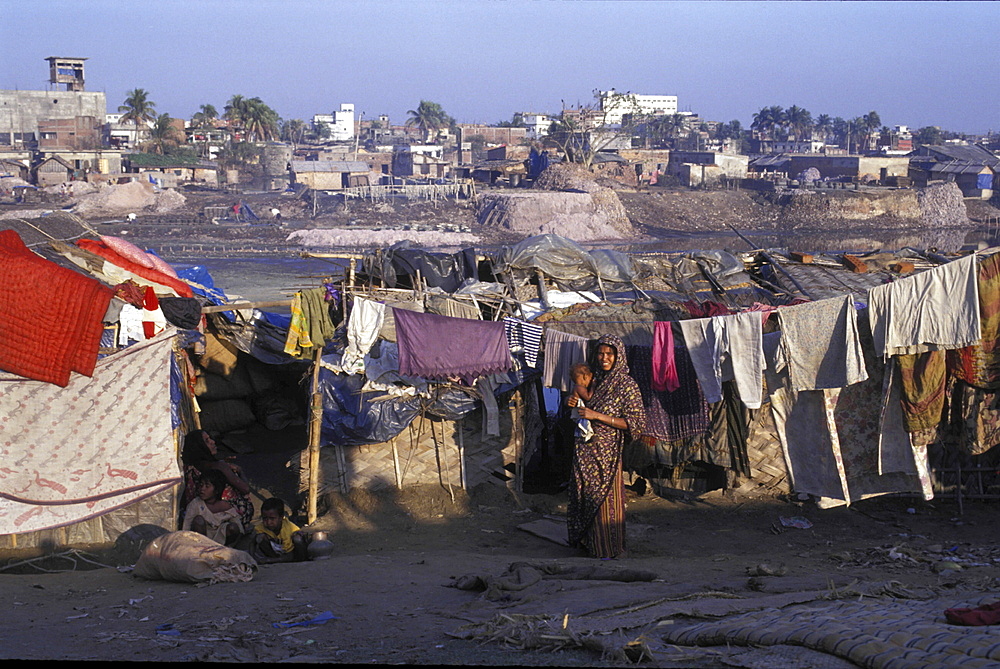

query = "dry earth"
[[2, 481, 999, 666]]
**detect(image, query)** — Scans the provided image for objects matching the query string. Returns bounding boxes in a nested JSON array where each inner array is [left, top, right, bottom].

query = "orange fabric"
[[76, 238, 193, 298], [0, 229, 114, 386]]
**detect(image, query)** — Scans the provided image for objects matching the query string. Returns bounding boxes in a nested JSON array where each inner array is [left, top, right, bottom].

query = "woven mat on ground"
[[663, 593, 1000, 668]]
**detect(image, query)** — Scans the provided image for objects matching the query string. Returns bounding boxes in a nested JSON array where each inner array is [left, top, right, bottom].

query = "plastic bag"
[[133, 530, 257, 584]]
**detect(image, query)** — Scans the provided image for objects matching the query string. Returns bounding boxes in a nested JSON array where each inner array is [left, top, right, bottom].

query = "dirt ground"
[[2, 471, 999, 666]]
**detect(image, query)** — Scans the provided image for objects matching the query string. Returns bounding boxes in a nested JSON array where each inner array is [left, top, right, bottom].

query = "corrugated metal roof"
[[915, 144, 1000, 167], [290, 160, 370, 173]]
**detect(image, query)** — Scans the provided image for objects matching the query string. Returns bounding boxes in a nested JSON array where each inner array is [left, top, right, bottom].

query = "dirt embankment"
[[621, 181, 982, 236]]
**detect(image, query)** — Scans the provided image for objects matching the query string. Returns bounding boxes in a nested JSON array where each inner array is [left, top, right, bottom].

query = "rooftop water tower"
[[46, 57, 87, 91]]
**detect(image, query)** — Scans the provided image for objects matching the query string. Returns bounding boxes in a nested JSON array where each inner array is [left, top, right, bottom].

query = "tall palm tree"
[[280, 118, 307, 145], [406, 100, 449, 143], [861, 110, 882, 152], [785, 106, 812, 141], [242, 98, 278, 141], [191, 104, 218, 128], [118, 88, 156, 145], [224, 94, 249, 127], [813, 114, 832, 144], [752, 105, 785, 140]]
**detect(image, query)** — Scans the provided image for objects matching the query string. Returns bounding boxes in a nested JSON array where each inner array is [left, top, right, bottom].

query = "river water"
[[170, 226, 995, 304]]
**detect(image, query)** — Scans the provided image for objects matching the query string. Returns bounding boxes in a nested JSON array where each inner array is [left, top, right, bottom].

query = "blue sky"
[[3, 1, 998, 133]]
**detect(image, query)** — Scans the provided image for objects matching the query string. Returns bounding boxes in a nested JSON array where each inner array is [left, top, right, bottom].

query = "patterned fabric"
[[503, 317, 543, 368], [897, 350, 948, 432], [0, 334, 180, 534], [76, 237, 194, 298], [948, 252, 1000, 389], [626, 344, 710, 442], [948, 381, 1000, 456], [567, 335, 646, 558], [283, 292, 313, 356]]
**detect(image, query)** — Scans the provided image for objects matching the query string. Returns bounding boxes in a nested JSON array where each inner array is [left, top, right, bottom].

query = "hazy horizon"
[[3, 0, 998, 135]]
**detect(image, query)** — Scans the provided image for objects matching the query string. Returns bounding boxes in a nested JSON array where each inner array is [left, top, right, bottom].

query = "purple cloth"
[[652, 321, 680, 392], [394, 308, 512, 382]]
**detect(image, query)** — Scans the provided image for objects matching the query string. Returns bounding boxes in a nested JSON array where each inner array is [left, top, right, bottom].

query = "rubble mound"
[[917, 181, 970, 228], [477, 163, 637, 242], [288, 228, 477, 249], [73, 181, 186, 217]]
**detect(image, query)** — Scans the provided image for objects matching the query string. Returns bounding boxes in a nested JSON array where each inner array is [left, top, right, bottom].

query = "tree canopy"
[[224, 95, 279, 141], [406, 100, 451, 143], [118, 89, 157, 126]]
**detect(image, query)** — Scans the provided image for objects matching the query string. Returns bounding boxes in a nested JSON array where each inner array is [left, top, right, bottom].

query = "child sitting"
[[251, 497, 311, 563], [181, 468, 244, 546], [569, 362, 595, 442]]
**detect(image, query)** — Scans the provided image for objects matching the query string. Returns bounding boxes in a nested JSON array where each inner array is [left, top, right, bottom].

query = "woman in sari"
[[566, 335, 645, 558]]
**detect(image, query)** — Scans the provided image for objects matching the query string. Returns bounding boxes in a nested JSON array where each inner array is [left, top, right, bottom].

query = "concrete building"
[[600, 90, 678, 125], [290, 159, 371, 190], [667, 151, 749, 183], [455, 124, 527, 146], [312, 103, 356, 142], [521, 113, 554, 140]]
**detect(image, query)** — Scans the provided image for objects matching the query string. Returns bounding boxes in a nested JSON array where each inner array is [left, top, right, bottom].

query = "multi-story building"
[[599, 90, 678, 125], [312, 103, 356, 142]]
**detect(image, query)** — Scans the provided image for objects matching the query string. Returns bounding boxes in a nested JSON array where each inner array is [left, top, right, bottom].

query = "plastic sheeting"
[[362, 242, 478, 293], [319, 368, 422, 446], [494, 234, 604, 290]]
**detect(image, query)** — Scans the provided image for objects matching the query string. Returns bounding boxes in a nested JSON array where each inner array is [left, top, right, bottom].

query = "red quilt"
[[76, 237, 193, 298], [0, 230, 114, 386]]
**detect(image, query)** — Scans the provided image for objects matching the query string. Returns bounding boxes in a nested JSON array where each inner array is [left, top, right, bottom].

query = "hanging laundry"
[[679, 311, 764, 408], [651, 321, 679, 392], [341, 297, 386, 373], [626, 344, 710, 442], [897, 350, 947, 432], [0, 230, 114, 387], [118, 303, 145, 346], [301, 286, 335, 349], [503, 317, 543, 368], [777, 294, 868, 391], [283, 292, 314, 357], [948, 252, 1000, 388], [868, 253, 980, 358], [542, 328, 589, 393], [141, 286, 167, 339], [395, 308, 512, 382]]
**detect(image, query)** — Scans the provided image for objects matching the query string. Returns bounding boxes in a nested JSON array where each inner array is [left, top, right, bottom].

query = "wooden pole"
[[306, 346, 323, 524], [390, 435, 402, 489], [457, 418, 467, 490]]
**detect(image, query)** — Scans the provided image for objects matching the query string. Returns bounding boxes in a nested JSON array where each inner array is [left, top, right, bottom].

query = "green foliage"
[[191, 104, 218, 128], [913, 126, 943, 147], [145, 113, 184, 155], [217, 141, 263, 169], [495, 113, 525, 128], [224, 95, 279, 141], [406, 100, 451, 143], [118, 88, 157, 126]]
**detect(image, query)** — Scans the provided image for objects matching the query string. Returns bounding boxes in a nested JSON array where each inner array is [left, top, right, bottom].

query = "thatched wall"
[[302, 386, 544, 498]]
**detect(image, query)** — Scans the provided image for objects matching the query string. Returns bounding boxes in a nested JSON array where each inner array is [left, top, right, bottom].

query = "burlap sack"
[[133, 530, 257, 584]]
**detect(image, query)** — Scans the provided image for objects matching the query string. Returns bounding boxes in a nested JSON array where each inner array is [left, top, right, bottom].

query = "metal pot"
[[307, 532, 334, 560]]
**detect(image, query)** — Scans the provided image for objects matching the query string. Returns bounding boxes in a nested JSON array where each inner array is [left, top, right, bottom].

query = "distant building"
[[521, 113, 554, 140], [600, 90, 678, 125], [290, 159, 371, 190], [312, 103, 356, 142]]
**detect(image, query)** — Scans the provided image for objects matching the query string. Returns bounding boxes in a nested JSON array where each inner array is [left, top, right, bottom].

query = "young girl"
[[182, 469, 244, 546]]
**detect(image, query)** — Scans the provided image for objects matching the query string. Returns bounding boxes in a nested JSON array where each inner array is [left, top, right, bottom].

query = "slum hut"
[[0, 214, 200, 550]]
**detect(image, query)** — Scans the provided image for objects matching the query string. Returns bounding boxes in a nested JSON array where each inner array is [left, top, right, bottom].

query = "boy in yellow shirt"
[[252, 497, 311, 563]]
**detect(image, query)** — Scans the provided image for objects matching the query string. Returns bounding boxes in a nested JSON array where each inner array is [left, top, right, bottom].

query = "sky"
[[2, 0, 998, 134]]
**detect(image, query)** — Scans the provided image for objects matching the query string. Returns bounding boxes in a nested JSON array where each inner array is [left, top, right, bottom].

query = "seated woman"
[[182, 469, 244, 546], [181, 429, 253, 531]]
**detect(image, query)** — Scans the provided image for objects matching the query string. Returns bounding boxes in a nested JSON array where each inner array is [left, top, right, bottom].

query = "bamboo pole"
[[390, 435, 402, 489], [202, 299, 293, 313], [457, 418, 467, 491], [306, 346, 323, 524]]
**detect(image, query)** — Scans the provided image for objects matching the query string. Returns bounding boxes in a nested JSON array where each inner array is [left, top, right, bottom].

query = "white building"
[[599, 90, 678, 125], [312, 103, 355, 142], [521, 113, 554, 140]]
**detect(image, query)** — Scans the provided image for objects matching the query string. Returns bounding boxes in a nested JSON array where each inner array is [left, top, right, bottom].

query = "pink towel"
[[652, 321, 680, 392]]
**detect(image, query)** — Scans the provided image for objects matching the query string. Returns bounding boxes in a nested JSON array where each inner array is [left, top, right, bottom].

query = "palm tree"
[[191, 104, 218, 128], [224, 94, 249, 127], [242, 98, 279, 141], [280, 118, 307, 145], [118, 88, 156, 145], [146, 113, 182, 155], [813, 114, 832, 144], [861, 110, 882, 152], [785, 106, 813, 141], [406, 100, 449, 143], [752, 106, 785, 140]]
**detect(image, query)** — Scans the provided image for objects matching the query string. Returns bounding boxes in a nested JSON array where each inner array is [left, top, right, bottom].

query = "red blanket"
[[76, 238, 193, 298], [0, 230, 114, 386]]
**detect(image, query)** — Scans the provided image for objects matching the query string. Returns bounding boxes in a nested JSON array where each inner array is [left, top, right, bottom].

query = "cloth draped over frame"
[[0, 229, 114, 386], [394, 308, 512, 382], [651, 321, 680, 392], [868, 253, 980, 358], [776, 294, 868, 391], [567, 334, 646, 559], [542, 328, 589, 393], [503, 317, 543, 369]]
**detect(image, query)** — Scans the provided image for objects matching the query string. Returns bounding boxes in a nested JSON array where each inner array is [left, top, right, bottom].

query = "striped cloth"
[[503, 317, 543, 368]]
